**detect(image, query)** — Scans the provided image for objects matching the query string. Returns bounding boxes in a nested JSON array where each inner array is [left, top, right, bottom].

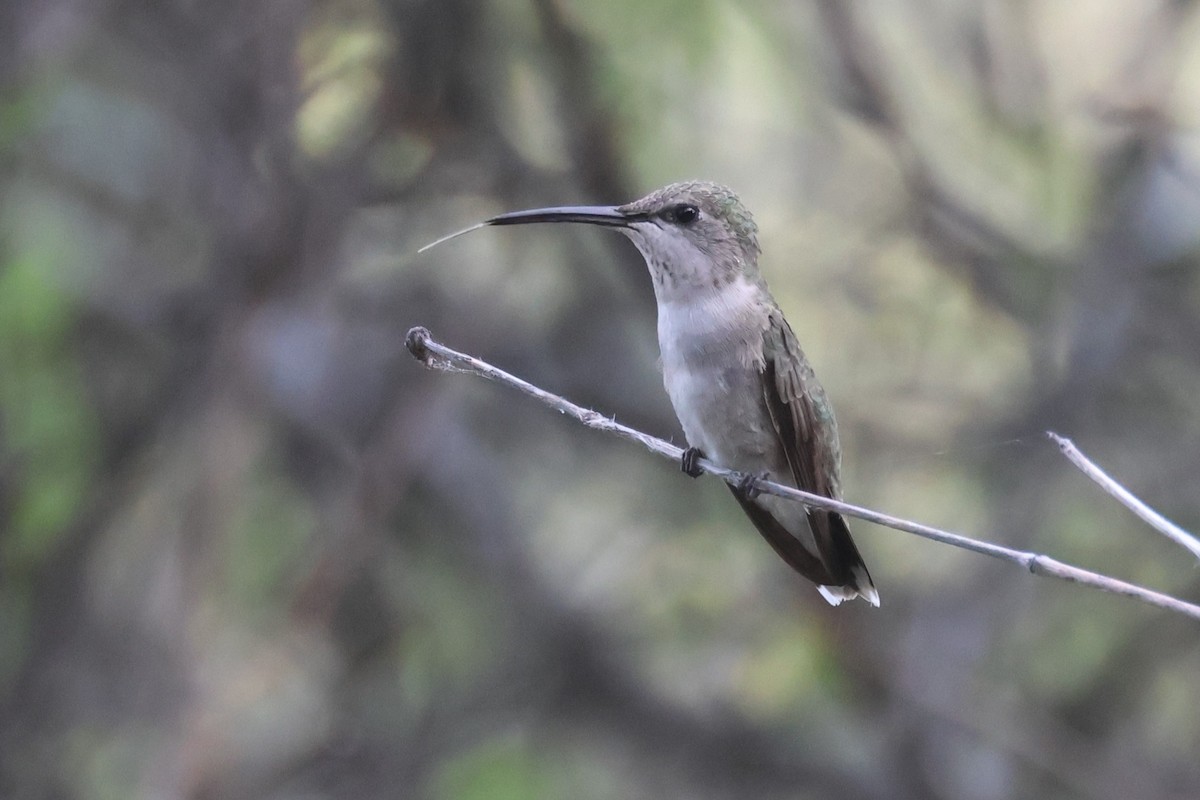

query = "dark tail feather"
[[811, 511, 879, 607], [728, 486, 836, 586]]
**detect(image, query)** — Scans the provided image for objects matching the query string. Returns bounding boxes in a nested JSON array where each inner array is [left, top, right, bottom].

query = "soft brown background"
[[2, 1, 1199, 798]]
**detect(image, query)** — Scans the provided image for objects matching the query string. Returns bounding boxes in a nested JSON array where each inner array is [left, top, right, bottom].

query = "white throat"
[[655, 276, 770, 369]]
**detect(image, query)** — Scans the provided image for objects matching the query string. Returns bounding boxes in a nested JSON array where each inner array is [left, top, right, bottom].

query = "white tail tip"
[[817, 581, 881, 608]]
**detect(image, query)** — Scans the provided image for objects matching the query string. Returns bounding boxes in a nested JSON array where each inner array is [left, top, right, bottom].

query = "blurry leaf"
[[0, 91, 39, 152], [0, 588, 30, 692], [434, 734, 559, 800], [224, 468, 316, 619], [393, 531, 504, 714], [736, 621, 839, 717], [369, 130, 434, 185], [297, 0, 392, 159], [499, 60, 571, 171], [62, 725, 152, 800], [0, 255, 97, 565], [1014, 603, 1133, 701]]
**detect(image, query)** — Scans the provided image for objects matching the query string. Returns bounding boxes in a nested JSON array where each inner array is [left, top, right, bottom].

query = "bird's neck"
[[655, 275, 772, 368]]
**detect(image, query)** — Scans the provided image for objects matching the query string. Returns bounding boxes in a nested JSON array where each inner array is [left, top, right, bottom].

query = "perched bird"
[[421, 181, 878, 606]]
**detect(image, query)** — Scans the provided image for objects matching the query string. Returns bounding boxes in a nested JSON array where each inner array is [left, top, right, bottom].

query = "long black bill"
[[487, 205, 631, 228], [418, 205, 640, 253]]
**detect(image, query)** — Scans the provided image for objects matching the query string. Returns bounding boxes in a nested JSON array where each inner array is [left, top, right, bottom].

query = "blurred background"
[[2, 1, 1200, 798]]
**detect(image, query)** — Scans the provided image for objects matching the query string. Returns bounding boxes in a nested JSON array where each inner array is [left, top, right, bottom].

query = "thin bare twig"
[[1047, 432, 1200, 561], [406, 327, 1200, 622]]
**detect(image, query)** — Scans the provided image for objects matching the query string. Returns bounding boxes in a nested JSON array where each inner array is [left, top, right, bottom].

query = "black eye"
[[667, 204, 700, 225]]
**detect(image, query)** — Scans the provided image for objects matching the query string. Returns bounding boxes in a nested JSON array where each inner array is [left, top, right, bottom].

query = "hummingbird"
[[421, 181, 878, 606]]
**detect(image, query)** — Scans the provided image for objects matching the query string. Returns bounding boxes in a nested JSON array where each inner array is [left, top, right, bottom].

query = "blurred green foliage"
[[1, 1, 1199, 799], [0, 254, 95, 564]]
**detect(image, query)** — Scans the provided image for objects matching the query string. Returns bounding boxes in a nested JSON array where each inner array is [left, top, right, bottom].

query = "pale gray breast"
[[655, 281, 777, 468]]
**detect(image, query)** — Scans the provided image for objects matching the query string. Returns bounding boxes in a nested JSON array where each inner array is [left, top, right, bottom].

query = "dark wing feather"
[[761, 313, 870, 588], [760, 313, 839, 498]]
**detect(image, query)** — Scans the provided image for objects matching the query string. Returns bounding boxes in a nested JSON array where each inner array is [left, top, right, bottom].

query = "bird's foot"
[[735, 470, 770, 500], [680, 447, 706, 478]]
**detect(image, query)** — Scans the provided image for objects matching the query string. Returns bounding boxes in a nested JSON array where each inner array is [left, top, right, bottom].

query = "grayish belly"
[[662, 360, 788, 477]]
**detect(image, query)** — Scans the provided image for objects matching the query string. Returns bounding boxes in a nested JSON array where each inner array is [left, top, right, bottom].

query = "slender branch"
[[1047, 431, 1200, 561], [406, 327, 1200, 622]]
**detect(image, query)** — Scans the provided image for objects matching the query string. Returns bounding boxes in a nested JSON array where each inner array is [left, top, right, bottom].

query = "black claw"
[[680, 447, 706, 478], [736, 470, 770, 500]]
